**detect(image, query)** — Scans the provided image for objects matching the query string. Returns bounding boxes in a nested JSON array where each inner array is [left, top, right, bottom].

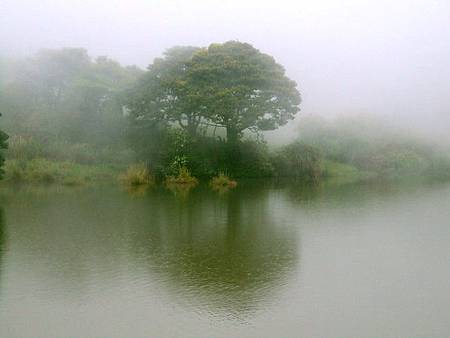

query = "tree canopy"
[[126, 41, 301, 144], [0, 48, 143, 145]]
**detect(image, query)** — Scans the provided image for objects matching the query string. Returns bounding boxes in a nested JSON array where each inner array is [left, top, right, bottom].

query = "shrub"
[[130, 126, 276, 179], [165, 166, 198, 186], [119, 163, 152, 186], [272, 141, 323, 182], [209, 173, 237, 193], [362, 144, 430, 179], [210, 173, 237, 188]]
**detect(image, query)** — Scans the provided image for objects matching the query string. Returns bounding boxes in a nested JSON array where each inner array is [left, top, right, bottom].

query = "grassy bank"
[[1, 157, 448, 189], [323, 160, 376, 184], [3, 158, 120, 186]]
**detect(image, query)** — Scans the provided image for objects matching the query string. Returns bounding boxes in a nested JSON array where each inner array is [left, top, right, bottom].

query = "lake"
[[0, 180, 449, 338]]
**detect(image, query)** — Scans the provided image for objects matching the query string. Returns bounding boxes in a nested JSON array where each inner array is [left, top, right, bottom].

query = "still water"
[[0, 180, 449, 338]]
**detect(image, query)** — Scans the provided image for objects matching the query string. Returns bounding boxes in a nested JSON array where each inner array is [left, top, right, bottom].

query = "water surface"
[[0, 180, 449, 338]]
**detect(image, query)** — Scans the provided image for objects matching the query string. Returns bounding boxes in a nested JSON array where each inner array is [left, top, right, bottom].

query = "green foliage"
[[124, 41, 302, 179], [187, 41, 301, 143], [6, 135, 134, 166], [0, 48, 142, 159], [297, 115, 450, 181], [323, 160, 374, 184], [127, 122, 275, 178], [125, 46, 202, 136], [365, 145, 429, 178], [4, 46, 449, 186], [3, 159, 117, 185], [272, 141, 323, 182], [234, 139, 275, 177], [126, 41, 301, 146]]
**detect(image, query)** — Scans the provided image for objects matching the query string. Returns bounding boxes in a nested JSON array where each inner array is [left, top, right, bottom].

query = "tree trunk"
[[186, 123, 197, 138], [226, 126, 239, 145], [226, 126, 241, 175]]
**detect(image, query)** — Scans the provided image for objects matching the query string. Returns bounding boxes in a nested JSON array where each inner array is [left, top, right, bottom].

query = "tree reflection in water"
[[128, 184, 299, 318]]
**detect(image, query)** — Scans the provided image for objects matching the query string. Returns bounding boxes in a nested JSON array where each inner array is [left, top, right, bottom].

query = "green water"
[[0, 181, 449, 338]]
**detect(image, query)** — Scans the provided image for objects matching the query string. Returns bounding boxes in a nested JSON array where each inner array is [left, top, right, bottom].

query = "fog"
[[2, 3, 450, 336], [1, 0, 450, 141]]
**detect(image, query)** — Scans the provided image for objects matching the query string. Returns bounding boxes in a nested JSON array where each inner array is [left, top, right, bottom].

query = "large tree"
[[126, 41, 301, 144], [187, 41, 301, 144], [125, 46, 202, 137]]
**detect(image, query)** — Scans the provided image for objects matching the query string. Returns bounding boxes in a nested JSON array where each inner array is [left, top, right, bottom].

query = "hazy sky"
[[1, 0, 449, 138]]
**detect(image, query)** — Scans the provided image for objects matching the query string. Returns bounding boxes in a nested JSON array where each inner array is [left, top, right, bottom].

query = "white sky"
[[1, 0, 450, 138]]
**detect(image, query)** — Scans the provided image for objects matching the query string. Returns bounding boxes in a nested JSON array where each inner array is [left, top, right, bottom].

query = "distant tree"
[[31, 48, 91, 110], [0, 49, 142, 145]]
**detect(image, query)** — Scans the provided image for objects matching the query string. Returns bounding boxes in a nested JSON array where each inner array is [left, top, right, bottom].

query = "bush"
[[165, 166, 198, 186], [210, 173, 237, 190], [119, 163, 152, 186], [365, 145, 429, 178], [135, 127, 274, 179], [271, 141, 323, 182]]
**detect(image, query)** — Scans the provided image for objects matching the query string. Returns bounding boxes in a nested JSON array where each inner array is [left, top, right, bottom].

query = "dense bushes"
[[271, 141, 323, 181], [129, 126, 277, 179], [297, 115, 450, 181], [0, 49, 141, 177]]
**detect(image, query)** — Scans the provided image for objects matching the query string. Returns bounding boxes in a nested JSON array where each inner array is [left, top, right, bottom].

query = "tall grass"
[[165, 166, 199, 186], [6, 134, 135, 165], [119, 163, 153, 186], [3, 159, 117, 185], [210, 173, 237, 189]]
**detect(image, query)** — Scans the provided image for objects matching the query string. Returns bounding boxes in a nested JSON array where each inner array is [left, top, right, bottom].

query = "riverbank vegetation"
[[296, 115, 450, 182], [4, 158, 117, 185], [119, 163, 153, 187], [0, 43, 449, 188], [210, 173, 238, 191], [165, 167, 199, 187]]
